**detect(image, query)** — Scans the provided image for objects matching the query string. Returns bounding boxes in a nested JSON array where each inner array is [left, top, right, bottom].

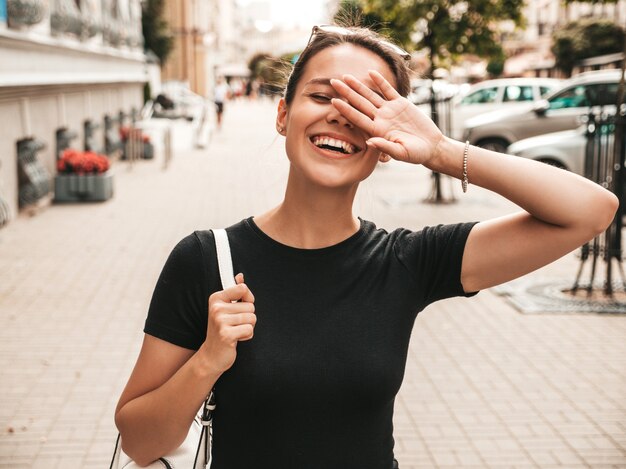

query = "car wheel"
[[537, 158, 568, 171], [477, 139, 509, 154]]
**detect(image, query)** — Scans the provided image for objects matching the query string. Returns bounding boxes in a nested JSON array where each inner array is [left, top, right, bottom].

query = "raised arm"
[[330, 71, 619, 292], [427, 139, 618, 292]]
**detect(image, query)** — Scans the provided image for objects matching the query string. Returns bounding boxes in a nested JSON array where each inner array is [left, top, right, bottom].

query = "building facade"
[[161, 0, 240, 99], [505, 0, 626, 77], [0, 0, 146, 223]]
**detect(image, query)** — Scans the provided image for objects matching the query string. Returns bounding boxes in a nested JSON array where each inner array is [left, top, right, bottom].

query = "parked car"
[[462, 70, 622, 153], [409, 78, 460, 106], [507, 127, 586, 175], [449, 78, 562, 140], [508, 125, 626, 210]]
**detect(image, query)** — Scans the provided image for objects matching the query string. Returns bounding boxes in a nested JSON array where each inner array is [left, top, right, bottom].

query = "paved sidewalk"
[[0, 99, 625, 468]]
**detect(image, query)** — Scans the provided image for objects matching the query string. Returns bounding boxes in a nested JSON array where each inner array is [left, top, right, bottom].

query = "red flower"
[[57, 149, 110, 175], [120, 126, 150, 144]]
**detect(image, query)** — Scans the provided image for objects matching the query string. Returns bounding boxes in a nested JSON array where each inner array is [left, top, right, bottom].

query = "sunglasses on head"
[[307, 25, 411, 61]]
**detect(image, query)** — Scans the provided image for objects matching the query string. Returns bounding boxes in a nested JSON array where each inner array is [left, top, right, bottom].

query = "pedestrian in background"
[[213, 76, 230, 130], [114, 23, 618, 469]]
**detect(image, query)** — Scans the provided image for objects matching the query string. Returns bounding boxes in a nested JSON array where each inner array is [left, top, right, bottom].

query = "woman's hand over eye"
[[330, 71, 444, 166]]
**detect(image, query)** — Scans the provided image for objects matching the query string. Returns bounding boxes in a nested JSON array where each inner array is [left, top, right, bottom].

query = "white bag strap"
[[213, 228, 236, 289]]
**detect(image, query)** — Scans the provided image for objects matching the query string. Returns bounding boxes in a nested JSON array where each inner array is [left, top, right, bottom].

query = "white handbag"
[[109, 229, 235, 469]]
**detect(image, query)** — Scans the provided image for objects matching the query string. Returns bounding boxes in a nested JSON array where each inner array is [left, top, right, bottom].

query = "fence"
[[572, 110, 625, 295], [423, 94, 455, 203]]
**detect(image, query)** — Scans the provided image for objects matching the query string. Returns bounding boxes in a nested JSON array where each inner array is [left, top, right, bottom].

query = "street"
[[0, 99, 625, 468]]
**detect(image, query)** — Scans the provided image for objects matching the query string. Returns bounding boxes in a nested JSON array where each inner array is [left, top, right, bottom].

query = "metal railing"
[[422, 93, 455, 203], [572, 110, 625, 295], [0, 160, 10, 228]]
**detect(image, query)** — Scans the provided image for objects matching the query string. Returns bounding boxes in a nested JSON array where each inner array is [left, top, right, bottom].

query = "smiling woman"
[[113, 24, 619, 469]]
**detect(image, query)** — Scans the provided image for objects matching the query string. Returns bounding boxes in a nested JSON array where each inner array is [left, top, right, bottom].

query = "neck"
[[254, 169, 361, 249]]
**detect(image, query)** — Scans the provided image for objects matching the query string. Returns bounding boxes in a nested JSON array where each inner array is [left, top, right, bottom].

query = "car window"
[[592, 83, 619, 106], [539, 86, 555, 97], [460, 87, 499, 104], [503, 85, 534, 102], [548, 85, 590, 109]]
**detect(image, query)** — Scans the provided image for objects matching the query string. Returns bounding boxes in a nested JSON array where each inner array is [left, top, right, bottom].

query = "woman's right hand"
[[199, 273, 256, 374]]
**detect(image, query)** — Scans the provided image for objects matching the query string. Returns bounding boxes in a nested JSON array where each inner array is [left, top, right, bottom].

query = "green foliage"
[[247, 53, 289, 93], [358, 0, 524, 72], [563, 0, 618, 3], [280, 51, 301, 65], [333, 0, 384, 30], [552, 19, 625, 76], [248, 53, 273, 79], [142, 0, 173, 64], [333, 0, 526, 81], [487, 47, 506, 78]]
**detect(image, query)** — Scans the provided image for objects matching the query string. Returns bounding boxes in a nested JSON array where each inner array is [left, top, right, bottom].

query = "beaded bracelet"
[[462, 140, 469, 193]]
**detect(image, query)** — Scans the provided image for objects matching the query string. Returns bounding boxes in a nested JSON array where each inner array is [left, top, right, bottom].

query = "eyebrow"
[[304, 78, 384, 99]]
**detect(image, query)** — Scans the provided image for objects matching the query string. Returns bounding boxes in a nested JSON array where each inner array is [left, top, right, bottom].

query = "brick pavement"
[[0, 99, 625, 468]]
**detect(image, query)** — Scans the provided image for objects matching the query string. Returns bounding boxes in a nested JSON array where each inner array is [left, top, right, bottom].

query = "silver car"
[[507, 127, 586, 175], [449, 77, 562, 140], [508, 127, 625, 209], [462, 70, 622, 153]]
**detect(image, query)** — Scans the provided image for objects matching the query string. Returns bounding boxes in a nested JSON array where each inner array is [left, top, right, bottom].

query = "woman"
[[114, 25, 618, 468]]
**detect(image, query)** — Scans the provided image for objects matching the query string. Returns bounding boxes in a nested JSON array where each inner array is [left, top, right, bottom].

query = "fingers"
[[234, 272, 254, 302], [209, 278, 257, 344], [230, 324, 255, 341], [223, 312, 257, 326], [340, 75, 386, 107], [212, 300, 255, 316], [212, 277, 255, 304], [367, 137, 408, 161], [331, 98, 373, 133], [369, 70, 401, 101], [330, 78, 379, 118]]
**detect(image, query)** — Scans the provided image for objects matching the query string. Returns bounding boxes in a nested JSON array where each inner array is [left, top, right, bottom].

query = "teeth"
[[312, 136, 357, 154]]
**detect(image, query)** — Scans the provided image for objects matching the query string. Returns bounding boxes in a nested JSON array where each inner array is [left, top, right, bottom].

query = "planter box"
[[54, 171, 114, 202], [143, 142, 154, 159]]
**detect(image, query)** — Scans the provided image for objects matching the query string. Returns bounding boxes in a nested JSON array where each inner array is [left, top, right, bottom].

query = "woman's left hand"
[[330, 70, 443, 166]]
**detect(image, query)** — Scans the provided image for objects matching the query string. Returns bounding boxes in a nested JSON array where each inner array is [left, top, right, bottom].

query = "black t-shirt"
[[145, 217, 477, 469]]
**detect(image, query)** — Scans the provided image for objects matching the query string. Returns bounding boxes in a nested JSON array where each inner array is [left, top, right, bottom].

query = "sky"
[[235, 0, 329, 29]]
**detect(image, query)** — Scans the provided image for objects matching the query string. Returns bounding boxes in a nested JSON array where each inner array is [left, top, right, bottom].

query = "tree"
[[359, 0, 524, 80], [333, 0, 384, 29], [552, 19, 625, 77], [248, 53, 273, 80], [486, 46, 506, 78], [344, 0, 524, 202], [247, 53, 289, 96], [142, 0, 173, 64]]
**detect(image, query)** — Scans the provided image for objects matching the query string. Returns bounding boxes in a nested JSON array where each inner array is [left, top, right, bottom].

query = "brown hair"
[[283, 26, 411, 104]]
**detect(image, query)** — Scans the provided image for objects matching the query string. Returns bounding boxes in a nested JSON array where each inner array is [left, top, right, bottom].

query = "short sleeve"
[[393, 222, 478, 305], [144, 233, 209, 350]]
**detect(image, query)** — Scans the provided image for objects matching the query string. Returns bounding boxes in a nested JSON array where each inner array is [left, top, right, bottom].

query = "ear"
[[276, 98, 287, 135]]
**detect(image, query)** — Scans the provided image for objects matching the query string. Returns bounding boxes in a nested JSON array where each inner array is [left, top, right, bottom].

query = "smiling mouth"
[[310, 135, 361, 155]]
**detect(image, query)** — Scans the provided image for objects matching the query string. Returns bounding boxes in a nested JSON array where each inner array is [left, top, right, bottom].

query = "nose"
[[326, 102, 353, 128]]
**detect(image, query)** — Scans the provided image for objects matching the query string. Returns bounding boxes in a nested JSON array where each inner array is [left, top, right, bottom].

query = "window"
[[548, 85, 590, 110], [460, 87, 499, 104], [539, 86, 554, 97], [593, 83, 618, 106], [503, 85, 534, 102]]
